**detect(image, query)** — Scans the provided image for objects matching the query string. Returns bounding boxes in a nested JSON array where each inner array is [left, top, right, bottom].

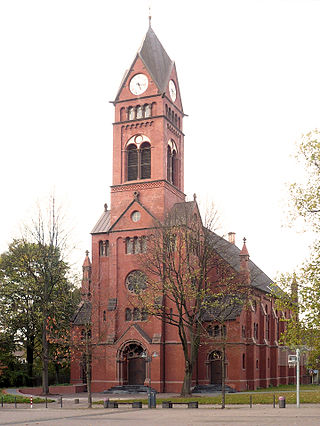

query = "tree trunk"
[[86, 342, 92, 408], [42, 318, 49, 394], [26, 337, 34, 386], [54, 362, 60, 384], [181, 360, 193, 396], [221, 344, 226, 409]]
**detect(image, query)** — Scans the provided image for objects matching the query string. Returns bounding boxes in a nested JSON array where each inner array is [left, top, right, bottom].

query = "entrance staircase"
[[103, 385, 156, 394], [192, 384, 236, 393]]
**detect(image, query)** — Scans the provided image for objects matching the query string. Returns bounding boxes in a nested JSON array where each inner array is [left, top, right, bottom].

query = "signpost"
[[288, 349, 300, 408]]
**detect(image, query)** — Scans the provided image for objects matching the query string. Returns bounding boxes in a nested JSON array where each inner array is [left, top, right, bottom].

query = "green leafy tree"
[[275, 129, 320, 368], [0, 197, 79, 392]]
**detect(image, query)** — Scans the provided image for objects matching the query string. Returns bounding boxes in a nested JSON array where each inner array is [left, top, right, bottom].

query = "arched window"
[[126, 135, 151, 181], [167, 140, 177, 186], [133, 308, 140, 321], [120, 107, 126, 121], [222, 325, 227, 337], [127, 144, 138, 181], [242, 354, 246, 369], [128, 107, 135, 120], [136, 105, 143, 119], [99, 240, 109, 256], [125, 308, 132, 321], [207, 325, 213, 337], [133, 236, 140, 254], [103, 310, 106, 321], [140, 142, 151, 179], [144, 104, 151, 117], [214, 325, 220, 337], [167, 146, 172, 183], [141, 309, 148, 321]]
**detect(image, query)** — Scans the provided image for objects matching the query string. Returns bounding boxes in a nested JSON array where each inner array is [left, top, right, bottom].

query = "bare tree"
[[24, 196, 74, 394], [132, 200, 251, 396]]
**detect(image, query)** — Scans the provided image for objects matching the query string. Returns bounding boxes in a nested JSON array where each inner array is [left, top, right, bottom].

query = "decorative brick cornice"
[[111, 179, 185, 198]]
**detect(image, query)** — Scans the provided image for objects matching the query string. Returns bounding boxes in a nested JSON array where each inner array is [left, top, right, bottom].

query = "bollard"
[[279, 396, 286, 408], [30, 396, 33, 409], [60, 396, 63, 408], [45, 397, 48, 408], [249, 395, 252, 408], [1, 396, 3, 407], [14, 396, 17, 409], [273, 394, 275, 408], [148, 389, 156, 408]]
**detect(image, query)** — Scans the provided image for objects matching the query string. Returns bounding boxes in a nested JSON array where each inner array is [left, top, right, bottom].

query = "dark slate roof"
[[139, 26, 173, 93], [72, 301, 91, 325], [91, 209, 111, 234], [169, 201, 273, 294], [202, 295, 244, 322], [207, 231, 273, 293], [167, 201, 197, 225], [114, 26, 174, 101]]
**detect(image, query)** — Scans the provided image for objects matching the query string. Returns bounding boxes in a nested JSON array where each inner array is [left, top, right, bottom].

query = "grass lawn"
[[96, 385, 320, 405], [0, 390, 54, 404]]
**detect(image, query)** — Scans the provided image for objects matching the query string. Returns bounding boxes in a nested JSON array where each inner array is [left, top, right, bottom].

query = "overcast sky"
[[1, 0, 319, 279]]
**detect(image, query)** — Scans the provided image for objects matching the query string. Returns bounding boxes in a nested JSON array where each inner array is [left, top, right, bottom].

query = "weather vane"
[[148, 4, 152, 27]]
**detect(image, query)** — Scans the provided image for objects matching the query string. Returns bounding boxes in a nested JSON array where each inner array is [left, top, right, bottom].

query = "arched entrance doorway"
[[120, 343, 146, 385], [209, 351, 222, 385]]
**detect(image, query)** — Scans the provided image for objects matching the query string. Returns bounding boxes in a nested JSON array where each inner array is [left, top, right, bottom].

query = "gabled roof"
[[114, 26, 174, 102], [91, 209, 111, 234], [72, 301, 91, 325]]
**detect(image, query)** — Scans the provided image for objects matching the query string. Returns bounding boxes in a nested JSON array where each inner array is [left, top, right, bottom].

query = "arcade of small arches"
[[165, 104, 180, 129], [119, 102, 181, 130], [207, 324, 227, 338], [120, 103, 154, 122], [125, 307, 148, 322], [125, 236, 147, 254]]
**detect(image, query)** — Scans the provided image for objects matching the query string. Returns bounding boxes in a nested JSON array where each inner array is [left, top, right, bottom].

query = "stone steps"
[[103, 385, 156, 394], [192, 384, 237, 393]]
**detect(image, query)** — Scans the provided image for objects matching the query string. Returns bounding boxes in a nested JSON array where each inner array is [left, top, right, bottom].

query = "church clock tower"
[[71, 23, 189, 394], [110, 24, 185, 225]]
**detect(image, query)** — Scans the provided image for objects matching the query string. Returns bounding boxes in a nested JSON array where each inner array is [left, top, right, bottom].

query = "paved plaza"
[[1, 402, 320, 425]]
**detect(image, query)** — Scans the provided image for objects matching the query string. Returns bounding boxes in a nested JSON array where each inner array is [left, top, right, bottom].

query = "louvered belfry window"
[[140, 142, 151, 179], [127, 142, 151, 181], [127, 145, 138, 181]]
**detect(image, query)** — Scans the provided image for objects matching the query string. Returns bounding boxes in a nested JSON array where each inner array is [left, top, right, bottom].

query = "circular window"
[[131, 211, 141, 222], [126, 270, 147, 294]]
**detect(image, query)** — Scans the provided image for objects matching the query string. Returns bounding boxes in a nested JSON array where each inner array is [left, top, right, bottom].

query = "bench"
[[104, 401, 142, 409], [162, 401, 198, 409]]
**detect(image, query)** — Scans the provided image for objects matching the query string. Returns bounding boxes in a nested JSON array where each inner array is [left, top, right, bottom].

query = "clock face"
[[169, 80, 177, 102], [129, 74, 148, 95]]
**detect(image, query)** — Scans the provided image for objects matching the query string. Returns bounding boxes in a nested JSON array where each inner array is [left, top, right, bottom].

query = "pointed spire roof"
[[114, 26, 174, 101], [240, 238, 249, 257], [82, 250, 91, 268], [138, 26, 174, 92]]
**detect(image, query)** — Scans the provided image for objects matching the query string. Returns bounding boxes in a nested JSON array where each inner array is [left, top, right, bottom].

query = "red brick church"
[[71, 23, 302, 393]]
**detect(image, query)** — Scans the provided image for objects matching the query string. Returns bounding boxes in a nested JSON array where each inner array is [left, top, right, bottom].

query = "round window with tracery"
[[126, 270, 147, 294]]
